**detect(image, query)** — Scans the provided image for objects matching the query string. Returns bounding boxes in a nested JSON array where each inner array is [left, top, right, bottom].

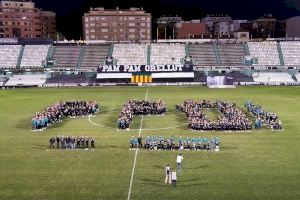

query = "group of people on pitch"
[[245, 100, 282, 130], [129, 136, 221, 151], [177, 99, 252, 131], [118, 100, 167, 129], [32, 100, 99, 131], [49, 135, 95, 150]]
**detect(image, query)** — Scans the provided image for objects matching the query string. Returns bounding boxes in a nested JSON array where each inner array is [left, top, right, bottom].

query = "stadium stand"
[[81, 45, 110, 68], [189, 44, 218, 66], [248, 42, 280, 66], [113, 44, 148, 65], [280, 42, 300, 66], [218, 44, 247, 65], [0, 45, 22, 69], [45, 74, 96, 85], [0, 76, 8, 86], [252, 72, 295, 83], [295, 73, 300, 82], [20, 45, 50, 68], [52, 46, 82, 68], [150, 43, 186, 65], [5, 75, 47, 86]]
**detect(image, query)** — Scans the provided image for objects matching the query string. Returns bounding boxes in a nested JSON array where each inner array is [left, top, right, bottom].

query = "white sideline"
[[127, 89, 148, 200]]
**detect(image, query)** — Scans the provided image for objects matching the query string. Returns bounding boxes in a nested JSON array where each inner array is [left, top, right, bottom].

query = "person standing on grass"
[[49, 137, 55, 149], [91, 137, 95, 150], [171, 170, 177, 187], [176, 153, 183, 171], [165, 164, 171, 184], [56, 135, 60, 149]]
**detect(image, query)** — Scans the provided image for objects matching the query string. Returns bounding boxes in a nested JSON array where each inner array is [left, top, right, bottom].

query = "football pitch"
[[0, 86, 300, 200]]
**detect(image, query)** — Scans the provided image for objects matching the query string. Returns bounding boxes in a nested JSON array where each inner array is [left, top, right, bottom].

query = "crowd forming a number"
[[118, 100, 167, 129], [49, 135, 95, 150], [245, 100, 282, 130], [177, 100, 252, 131], [129, 136, 221, 151], [32, 100, 99, 131]]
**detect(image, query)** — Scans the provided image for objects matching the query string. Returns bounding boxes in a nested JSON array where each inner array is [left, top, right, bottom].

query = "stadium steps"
[[16, 46, 25, 69], [147, 45, 151, 65], [77, 46, 86, 68], [185, 44, 190, 57], [291, 75, 298, 82], [109, 44, 117, 65], [277, 42, 285, 66], [109, 44, 114, 58], [289, 71, 298, 82], [46, 46, 55, 60], [244, 43, 250, 56], [213, 43, 221, 65]]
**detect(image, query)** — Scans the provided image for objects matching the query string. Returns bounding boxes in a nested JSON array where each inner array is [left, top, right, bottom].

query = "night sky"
[[32, 0, 300, 39]]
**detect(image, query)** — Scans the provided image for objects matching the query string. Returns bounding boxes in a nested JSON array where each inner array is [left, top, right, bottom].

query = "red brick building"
[[176, 20, 207, 39], [0, 0, 56, 38], [83, 7, 151, 42]]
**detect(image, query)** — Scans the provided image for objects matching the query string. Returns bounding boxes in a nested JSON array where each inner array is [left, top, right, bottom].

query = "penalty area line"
[[127, 89, 148, 200]]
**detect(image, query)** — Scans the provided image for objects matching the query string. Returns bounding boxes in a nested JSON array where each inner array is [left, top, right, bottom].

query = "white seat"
[[21, 45, 50, 68], [5, 75, 47, 86], [280, 42, 300, 66], [248, 42, 280, 66], [113, 44, 148, 65], [0, 45, 22, 69], [150, 44, 186, 65], [253, 72, 294, 83]]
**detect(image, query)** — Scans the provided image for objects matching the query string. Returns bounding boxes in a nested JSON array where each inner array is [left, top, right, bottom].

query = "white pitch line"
[[127, 89, 148, 200]]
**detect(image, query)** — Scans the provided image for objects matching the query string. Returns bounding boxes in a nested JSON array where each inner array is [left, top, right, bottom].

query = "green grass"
[[0, 86, 300, 200]]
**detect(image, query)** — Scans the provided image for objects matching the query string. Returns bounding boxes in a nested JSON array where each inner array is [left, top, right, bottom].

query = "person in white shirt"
[[164, 164, 171, 184], [176, 153, 183, 171], [171, 170, 177, 187]]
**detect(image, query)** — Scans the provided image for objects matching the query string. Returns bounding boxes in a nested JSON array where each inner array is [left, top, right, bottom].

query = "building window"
[[129, 23, 135, 27]]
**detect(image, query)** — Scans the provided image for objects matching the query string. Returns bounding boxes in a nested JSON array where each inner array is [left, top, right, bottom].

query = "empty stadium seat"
[[252, 72, 294, 83], [0, 45, 22, 69], [5, 75, 47, 86], [150, 43, 185, 65], [248, 42, 280, 66], [189, 44, 218, 66], [218, 44, 246, 65], [52, 46, 82, 68], [20, 45, 50, 68], [81, 45, 110, 68], [280, 42, 300, 66], [113, 44, 148, 65]]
